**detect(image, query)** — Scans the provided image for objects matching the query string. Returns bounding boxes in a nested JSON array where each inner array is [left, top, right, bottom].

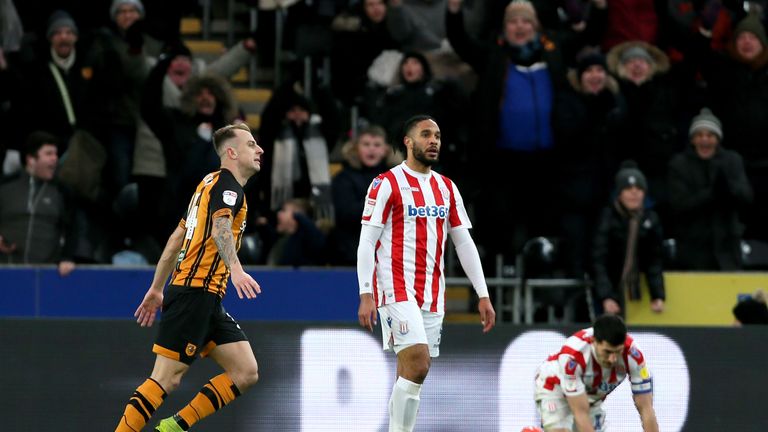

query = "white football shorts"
[[536, 398, 607, 432], [378, 301, 444, 358]]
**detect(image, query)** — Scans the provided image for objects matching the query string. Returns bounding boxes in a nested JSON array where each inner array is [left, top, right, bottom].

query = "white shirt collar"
[[400, 161, 432, 181], [51, 48, 76, 72]]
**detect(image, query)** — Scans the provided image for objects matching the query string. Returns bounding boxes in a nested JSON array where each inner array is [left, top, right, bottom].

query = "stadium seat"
[[662, 238, 678, 269], [741, 239, 768, 270], [238, 233, 263, 265], [518, 237, 593, 324]]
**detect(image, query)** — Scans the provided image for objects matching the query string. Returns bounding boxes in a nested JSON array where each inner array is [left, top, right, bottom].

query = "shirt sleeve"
[[357, 224, 384, 295], [450, 228, 489, 298], [559, 355, 586, 397], [209, 172, 244, 220], [447, 180, 472, 231], [627, 342, 653, 394], [361, 175, 393, 228]]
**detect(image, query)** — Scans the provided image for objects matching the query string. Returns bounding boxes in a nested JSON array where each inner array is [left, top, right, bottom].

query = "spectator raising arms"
[[447, 0, 586, 260]]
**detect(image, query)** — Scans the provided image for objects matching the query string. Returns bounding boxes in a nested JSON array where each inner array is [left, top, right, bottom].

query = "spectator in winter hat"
[[111, 0, 144, 31], [731, 12, 767, 63], [609, 42, 669, 85], [606, 40, 679, 222], [47, 10, 79, 66], [593, 160, 666, 317], [447, 0, 582, 261], [552, 48, 625, 277], [503, 0, 540, 46], [667, 108, 753, 270]]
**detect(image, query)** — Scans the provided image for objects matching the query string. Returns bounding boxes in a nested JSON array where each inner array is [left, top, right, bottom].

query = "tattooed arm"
[[212, 215, 261, 299]]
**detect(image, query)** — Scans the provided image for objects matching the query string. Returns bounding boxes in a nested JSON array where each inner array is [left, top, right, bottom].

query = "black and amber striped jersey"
[[171, 169, 247, 296]]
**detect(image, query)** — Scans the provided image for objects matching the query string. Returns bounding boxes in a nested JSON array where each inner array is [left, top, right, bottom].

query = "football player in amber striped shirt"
[[115, 123, 264, 432]]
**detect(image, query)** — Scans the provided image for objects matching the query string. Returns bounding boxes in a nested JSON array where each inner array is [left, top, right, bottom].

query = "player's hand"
[[231, 268, 261, 299], [134, 288, 163, 327], [358, 293, 377, 331], [603, 298, 621, 315], [478, 297, 496, 333], [650, 298, 665, 313]]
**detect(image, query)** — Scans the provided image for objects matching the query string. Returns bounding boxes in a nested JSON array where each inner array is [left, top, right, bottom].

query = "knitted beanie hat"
[[620, 45, 654, 64], [615, 160, 648, 193], [688, 108, 723, 140], [47, 10, 78, 39], [734, 13, 768, 47], [111, 0, 145, 20], [505, 0, 540, 30]]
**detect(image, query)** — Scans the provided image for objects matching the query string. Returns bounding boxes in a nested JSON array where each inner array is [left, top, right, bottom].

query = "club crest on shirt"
[[223, 190, 238, 206], [372, 178, 382, 190], [565, 359, 578, 375], [185, 343, 197, 357], [399, 321, 409, 335]]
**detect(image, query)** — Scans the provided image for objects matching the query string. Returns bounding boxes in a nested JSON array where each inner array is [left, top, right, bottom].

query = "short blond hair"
[[213, 123, 251, 155]]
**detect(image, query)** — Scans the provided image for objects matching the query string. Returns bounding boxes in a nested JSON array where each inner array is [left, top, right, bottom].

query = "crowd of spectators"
[[1, 0, 768, 317]]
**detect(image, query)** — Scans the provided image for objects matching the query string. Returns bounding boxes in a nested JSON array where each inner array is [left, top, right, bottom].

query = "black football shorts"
[[152, 284, 248, 365]]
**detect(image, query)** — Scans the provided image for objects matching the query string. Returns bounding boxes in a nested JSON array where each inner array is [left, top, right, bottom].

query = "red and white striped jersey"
[[535, 328, 653, 404], [361, 162, 471, 312]]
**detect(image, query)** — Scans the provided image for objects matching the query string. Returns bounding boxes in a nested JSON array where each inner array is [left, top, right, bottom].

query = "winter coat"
[[668, 146, 753, 270], [446, 8, 570, 157], [0, 172, 76, 263], [699, 41, 768, 164], [141, 58, 238, 221], [330, 140, 393, 265], [132, 43, 254, 178], [607, 41, 684, 208], [11, 44, 112, 150], [593, 202, 665, 306], [553, 70, 627, 208], [330, 7, 398, 105]]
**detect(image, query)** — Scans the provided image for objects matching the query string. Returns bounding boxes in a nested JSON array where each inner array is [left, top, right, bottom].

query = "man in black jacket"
[[0, 131, 77, 275], [593, 161, 665, 316], [668, 108, 753, 270]]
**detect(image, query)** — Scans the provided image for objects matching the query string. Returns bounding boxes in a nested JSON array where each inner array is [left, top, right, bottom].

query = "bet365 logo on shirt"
[[407, 205, 448, 218]]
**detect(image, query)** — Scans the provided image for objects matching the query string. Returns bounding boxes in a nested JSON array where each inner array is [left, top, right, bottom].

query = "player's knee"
[[243, 367, 259, 388], [233, 364, 259, 390], [416, 357, 431, 381], [406, 356, 430, 383], [163, 373, 184, 393]]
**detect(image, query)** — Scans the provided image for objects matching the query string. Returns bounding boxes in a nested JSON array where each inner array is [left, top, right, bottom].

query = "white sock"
[[389, 377, 422, 432]]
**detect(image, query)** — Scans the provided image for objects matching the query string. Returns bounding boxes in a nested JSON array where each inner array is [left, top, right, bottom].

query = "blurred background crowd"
[[1, 0, 768, 322]]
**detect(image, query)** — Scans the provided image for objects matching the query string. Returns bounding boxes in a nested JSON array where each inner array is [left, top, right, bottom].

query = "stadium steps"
[[181, 17, 202, 36]]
